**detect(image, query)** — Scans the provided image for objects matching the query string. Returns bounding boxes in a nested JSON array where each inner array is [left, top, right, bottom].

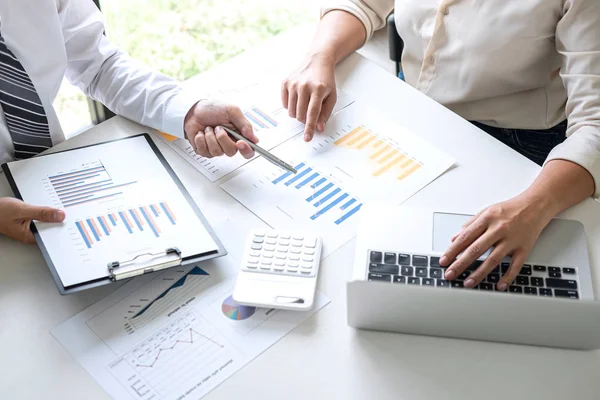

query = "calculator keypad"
[[243, 231, 319, 277]]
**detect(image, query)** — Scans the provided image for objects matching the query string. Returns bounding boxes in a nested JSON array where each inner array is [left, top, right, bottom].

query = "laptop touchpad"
[[432, 212, 492, 257]]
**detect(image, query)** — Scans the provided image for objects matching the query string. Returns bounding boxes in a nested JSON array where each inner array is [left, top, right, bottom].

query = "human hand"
[[439, 194, 553, 291], [282, 54, 337, 142], [0, 198, 65, 244], [184, 100, 259, 159]]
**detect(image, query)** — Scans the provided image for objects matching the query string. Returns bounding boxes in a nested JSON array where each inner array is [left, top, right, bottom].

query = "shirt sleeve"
[[320, 0, 394, 42], [56, 0, 198, 138], [545, 0, 600, 198]]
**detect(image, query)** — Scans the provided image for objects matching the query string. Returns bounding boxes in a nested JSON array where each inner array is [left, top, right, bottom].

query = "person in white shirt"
[[0, 0, 255, 244], [282, 0, 600, 291]]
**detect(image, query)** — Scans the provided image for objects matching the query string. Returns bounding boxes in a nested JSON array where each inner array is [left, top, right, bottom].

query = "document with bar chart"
[[4, 135, 219, 288], [52, 240, 330, 400], [157, 78, 354, 182], [221, 103, 454, 255]]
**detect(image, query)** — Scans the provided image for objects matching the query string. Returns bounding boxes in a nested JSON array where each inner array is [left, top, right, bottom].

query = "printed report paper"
[[5, 135, 218, 287]]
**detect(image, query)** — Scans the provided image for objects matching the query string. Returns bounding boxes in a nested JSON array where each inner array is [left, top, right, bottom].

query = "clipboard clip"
[[108, 247, 182, 281]]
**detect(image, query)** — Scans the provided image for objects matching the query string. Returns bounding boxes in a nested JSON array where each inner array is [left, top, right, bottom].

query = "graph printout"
[[5, 136, 218, 287], [221, 103, 455, 255], [157, 78, 354, 182], [52, 255, 329, 400]]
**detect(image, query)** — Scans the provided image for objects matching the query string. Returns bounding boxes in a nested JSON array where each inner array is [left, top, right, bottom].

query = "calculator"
[[232, 229, 322, 311]]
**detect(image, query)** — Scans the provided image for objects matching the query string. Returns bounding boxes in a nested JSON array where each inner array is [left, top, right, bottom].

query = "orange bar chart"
[[334, 125, 423, 180]]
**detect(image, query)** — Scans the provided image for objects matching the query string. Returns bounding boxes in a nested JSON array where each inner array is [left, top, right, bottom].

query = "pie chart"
[[221, 295, 256, 321]]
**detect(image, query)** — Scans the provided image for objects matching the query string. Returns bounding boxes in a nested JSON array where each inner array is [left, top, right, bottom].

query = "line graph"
[[132, 266, 209, 320], [135, 327, 224, 368], [116, 312, 237, 398]]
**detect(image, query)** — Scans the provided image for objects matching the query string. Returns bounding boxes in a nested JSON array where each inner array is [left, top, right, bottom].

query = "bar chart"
[[222, 104, 455, 256], [221, 157, 365, 255], [243, 106, 278, 131], [48, 162, 137, 208], [74, 202, 177, 249], [272, 162, 362, 225], [334, 126, 423, 180]]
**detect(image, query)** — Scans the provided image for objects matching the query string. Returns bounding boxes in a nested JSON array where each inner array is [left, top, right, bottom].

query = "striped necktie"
[[0, 32, 52, 160]]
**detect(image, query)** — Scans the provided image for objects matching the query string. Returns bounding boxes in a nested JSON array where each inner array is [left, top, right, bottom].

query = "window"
[[54, 0, 319, 136]]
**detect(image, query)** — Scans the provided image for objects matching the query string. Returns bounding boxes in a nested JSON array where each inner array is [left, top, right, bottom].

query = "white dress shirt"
[[323, 0, 600, 197], [0, 0, 198, 165]]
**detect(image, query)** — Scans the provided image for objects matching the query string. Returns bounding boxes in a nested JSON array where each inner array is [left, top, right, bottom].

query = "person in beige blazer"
[[282, 0, 600, 291]]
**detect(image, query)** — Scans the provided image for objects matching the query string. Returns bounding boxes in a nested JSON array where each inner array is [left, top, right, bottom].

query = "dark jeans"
[[470, 121, 567, 166]]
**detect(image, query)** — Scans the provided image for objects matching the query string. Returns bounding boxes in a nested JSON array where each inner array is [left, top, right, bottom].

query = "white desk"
[[2, 27, 600, 400]]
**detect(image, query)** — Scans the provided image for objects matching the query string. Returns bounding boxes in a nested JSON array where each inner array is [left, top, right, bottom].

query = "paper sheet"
[[52, 249, 329, 400], [157, 79, 354, 182], [221, 103, 456, 256], [5, 135, 218, 287]]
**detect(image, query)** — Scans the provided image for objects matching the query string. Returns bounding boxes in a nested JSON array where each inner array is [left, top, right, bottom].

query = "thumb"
[[21, 204, 66, 223], [228, 106, 259, 144]]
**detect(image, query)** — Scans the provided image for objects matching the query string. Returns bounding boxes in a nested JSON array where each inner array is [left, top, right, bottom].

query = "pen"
[[220, 126, 298, 174]]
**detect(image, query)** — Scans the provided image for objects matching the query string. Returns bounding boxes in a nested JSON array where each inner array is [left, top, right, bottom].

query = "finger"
[[463, 210, 484, 229], [296, 85, 311, 124], [317, 92, 336, 133], [227, 106, 258, 144], [281, 79, 290, 109], [21, 224, 36, 244], [451, 211, 485, 242], [444, 231, 497, 281], [452, 211, 485, 240], [215, 126, 239, 157], [236, 141, 255, 159], [20, 204, 65, 223], [464, 245, 508, 288], [304, 90, 326, 142], [194, 132, 211, 158], [186, 130, 199, 153], [288, 89, 298, 119], [440, 217, 487, 266], [497, 252, 526, 291], [204, 126, 224, 157]]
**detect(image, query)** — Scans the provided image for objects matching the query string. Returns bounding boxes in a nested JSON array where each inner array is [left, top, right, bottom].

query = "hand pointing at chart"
[[184, 100, 260, 159], [0, 198, 65, 244]]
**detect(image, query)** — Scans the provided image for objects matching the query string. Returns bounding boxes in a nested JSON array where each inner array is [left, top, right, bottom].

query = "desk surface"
[[2, 26, 600, 400]]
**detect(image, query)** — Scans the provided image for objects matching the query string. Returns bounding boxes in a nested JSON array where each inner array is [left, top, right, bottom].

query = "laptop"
[[347, 206, 600, 350]]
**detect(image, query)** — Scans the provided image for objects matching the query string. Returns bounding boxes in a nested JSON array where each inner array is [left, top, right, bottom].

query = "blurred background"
[[54, 0, 320, 137]]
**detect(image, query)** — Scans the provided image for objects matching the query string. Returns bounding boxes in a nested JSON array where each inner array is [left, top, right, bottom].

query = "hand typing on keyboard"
[[437, 159, 595, 291], [438, 195, 554, 291]]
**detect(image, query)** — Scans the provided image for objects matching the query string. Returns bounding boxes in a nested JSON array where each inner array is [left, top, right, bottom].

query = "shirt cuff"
[[321, 2, 375, 42], [161, 89, 203, 138], [545, 125, 600, 198]]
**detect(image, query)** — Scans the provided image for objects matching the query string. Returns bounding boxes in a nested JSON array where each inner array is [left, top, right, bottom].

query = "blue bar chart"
[[75, 202, 177, 249], [48, 163, 136, 208], [271, 162, 363, 225]]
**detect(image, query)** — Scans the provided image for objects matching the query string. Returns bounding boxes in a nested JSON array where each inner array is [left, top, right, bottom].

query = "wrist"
[[518, 189, 559, 225], [306, 50, 336, 68], [184, 101, 200, 125]]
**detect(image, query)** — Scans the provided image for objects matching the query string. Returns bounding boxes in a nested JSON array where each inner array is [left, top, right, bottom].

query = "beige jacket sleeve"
[[544, 0, 600, 197], [321, 0, 394, 41]]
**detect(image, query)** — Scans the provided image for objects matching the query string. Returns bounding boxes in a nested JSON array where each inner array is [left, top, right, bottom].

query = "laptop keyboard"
[[368, 251, 580, 300]]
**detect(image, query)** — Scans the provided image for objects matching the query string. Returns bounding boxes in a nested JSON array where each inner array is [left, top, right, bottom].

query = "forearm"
[[307, 11, 367, 65], [521, 159, 595, 220], [60, 0, 195, 136], [83, 41, 190, 135]]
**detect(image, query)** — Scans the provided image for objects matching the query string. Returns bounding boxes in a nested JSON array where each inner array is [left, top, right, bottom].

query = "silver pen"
[[220, 126, 297, 174]]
